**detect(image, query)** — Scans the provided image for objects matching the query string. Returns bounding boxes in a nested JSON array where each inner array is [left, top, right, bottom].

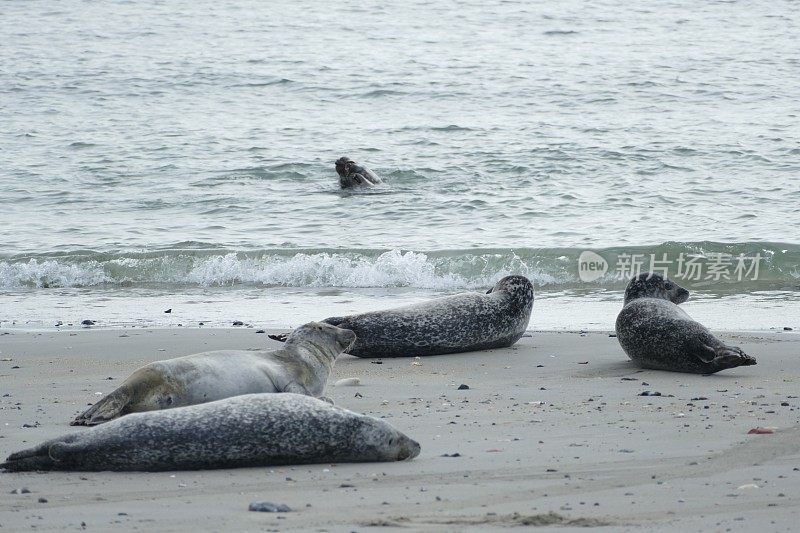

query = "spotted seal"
[[70, 321, 355, 426], [2, 393, 421, 472], [335, 156, 382, 188], [271, 275, 534, 358], [615, 273, 756, 374]]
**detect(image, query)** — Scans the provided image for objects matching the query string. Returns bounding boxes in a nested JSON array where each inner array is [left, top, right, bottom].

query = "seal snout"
[[396, 435, 421, 461], [673, 286, 690, 304], [335, 156, 352, 177], [338, 328, 357, 352]]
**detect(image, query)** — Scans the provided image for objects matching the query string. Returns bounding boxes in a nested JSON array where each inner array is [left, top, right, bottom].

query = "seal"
[[335, 156, 382, 188], [615, 272, 757, 374], [1, 393, 421, 472], [270, 275, 534, 358], [70, 321, 356, 426]]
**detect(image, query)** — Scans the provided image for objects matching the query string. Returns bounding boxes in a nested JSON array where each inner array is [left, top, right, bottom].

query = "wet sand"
[[1, 328, 799, 531]]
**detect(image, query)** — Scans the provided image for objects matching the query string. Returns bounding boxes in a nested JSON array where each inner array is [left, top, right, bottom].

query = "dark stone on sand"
[[164, 309, 172, 314], [10, 488, 31, 494], [248, 501, 291, 513], [639, 391, 662, 397], [38, 497, 48, 503], [232, 320, 244, 326], [608, 333, 617, 337], [441, 453, 461, 457], [784, 327, 794, 331], [457, 384, 470, 390], [81, 319, 95, 326], [255, 329, 266, 334]]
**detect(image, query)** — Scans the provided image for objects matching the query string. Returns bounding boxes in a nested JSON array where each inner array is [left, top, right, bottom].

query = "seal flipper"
[[710, 345, 756, 369], [282, 382, 312, 396], [1, 438, 68, 471], [691, 340, 756, 370], [268, 333, 289, 343], [71, 387, 132, 426]]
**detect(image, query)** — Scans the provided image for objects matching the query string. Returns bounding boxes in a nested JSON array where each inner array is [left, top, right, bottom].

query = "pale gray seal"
[[270, 275, 534, 358], [615, 273, 756, 374], [335, 156, 382, 188], [2, 393, 421, 472], [70, 321, 355, 426]]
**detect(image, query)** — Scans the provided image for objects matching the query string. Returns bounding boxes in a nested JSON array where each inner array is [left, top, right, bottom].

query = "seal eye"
[[664, 281, 674, 290]]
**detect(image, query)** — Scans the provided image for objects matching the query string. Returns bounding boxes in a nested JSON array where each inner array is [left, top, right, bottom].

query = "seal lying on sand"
[[335, 156, 382, 188], [71, 322, 355, 426], [615, 273, 756, 374], [270, 275, 534, 358], [2, 394, 420, 472]]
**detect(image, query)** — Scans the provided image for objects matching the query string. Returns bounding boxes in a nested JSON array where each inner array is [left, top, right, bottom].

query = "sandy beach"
[[1, 327, 799, 532]]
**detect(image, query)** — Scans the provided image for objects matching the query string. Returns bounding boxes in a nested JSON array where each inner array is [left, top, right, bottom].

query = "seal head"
[[335, 156, 382, 188], [623, 272, 690, 305]]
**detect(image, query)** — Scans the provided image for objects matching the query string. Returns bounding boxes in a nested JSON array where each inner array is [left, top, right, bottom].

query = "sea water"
[[1, 0, 798, 330]]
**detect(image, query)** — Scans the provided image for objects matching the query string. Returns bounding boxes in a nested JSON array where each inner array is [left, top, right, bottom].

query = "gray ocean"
[[1, 0, 798, 330]]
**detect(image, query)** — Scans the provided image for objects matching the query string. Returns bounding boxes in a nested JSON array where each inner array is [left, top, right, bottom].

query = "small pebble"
[[10, 488, 31, 494], [248, 501, 291, 513], [81, 319, 95, 326], [457, 384, 470, 390], [639, 391, 662, 397], [38, 497, 48, 503], [164, 309, 172, 314], [255, 329, 266, 334], [334, 378, 361, 387], [232, 321, 244, 326], [784, 327, 793, 331]]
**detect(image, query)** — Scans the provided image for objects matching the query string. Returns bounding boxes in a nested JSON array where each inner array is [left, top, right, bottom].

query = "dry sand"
[[1, 327, 799, 532]]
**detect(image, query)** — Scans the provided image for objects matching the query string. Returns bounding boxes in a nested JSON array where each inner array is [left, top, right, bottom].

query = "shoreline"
[[2, 329, 800, 531]]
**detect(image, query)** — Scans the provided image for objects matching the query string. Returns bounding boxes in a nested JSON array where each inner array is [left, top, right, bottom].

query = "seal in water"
[[335, 156, 382, 188], [615, 272, 756, 374], [2, 393, 421, 472], [270, 275, 534, 358], [70, 321, 356, 426]]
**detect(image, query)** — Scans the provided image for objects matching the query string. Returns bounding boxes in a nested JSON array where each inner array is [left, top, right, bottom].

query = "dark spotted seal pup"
[[2, 394, 421, 472], [615, 273, 756, 374], [71, 322, 355, 426], [270, 275, 534, 358], [335, 156, 382, 188]]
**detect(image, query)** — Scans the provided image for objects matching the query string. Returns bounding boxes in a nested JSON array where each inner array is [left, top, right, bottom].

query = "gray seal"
[[2, 393, 421, 472], [271, 275, 534, 358], [615, 273, 756, 374], [335, 156, 382, 188], [71, 321, 355, 426]]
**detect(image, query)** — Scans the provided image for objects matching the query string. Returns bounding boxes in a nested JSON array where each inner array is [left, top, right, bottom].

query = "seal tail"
[[2, 443, 55, 472]]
